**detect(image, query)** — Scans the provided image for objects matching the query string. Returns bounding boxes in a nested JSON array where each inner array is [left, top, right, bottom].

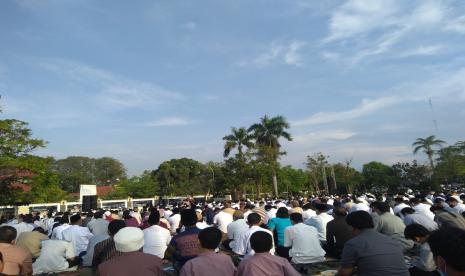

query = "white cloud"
[[236, 40, 306, 68], [38, 58, 184, 110], [293, 129, 356, 144], [323, 0, 459, 64], [398, 45, 443, 58], [293, 68, 465, 127], [145, 117, 193, 127]]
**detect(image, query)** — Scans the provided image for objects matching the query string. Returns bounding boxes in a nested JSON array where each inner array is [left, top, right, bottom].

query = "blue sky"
[[1, 0, 465, 175]]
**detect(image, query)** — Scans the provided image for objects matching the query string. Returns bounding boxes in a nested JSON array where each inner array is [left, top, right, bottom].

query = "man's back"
[[143, 225, 171, 258], [62, 225, 93, 256], [0, 243, 32, 276], [372, 213, 413, 250], [340, 229, 409, 276], [87, 219, 109, 236], [284, 223, 325, 264], [16, 231, 49, 258], [237, 252, 300, 276], [32, 239, 75, 274], [180, 252, 236, 276], [98, 251, 163, 276], [304, 213, 333, 241]]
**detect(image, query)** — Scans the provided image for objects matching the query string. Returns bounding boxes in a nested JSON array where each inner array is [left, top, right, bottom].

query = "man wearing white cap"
[[98, 227, 163, 276], [447, 196, 465, 215]]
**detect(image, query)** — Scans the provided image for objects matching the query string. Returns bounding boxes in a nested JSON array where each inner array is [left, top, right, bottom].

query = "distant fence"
[[0, 195, 218, 215]]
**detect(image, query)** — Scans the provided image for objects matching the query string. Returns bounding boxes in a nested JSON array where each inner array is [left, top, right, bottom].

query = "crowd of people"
[[0, 191, 465, 276]]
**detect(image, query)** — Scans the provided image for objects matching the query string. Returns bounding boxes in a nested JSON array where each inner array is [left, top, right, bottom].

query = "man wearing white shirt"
[[87, 211, 109, 236], [411, 198, 435, 220], [393, 197, 410, 217], [232, 213, 274, 256], [32, 239, 78, 274], [143, 211, 171, 258], [400, 207, 438, 231], [284, 213, 325, 264], [167, 208, 181, 234], [264, 205, 277, 224], [223, 211, 249, 250], [213, 207, 233, 234], [302, 203, 316, 221], [13, 215, 35, 241], [304, 204, 333, 244], [447, 196, 465, 215], [52, 217, 70, 240], [62, 214, 93, 256]]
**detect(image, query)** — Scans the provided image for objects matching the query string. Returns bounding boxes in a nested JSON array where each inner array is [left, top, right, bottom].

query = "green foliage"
[[278, 166, 309, 195], [412, 135, 446, 169], [53, 156, 127, 192], [107, 171, 158, 199], [0, 119, 46, 158], [305, 152, 329, 193], [332, 161, 363, 194], [435, 141, 465, 183], [28, 169, 66, 203], [392, 160, 431, 191], [362, 161, 399, 193], [223, 127, 254, 158]]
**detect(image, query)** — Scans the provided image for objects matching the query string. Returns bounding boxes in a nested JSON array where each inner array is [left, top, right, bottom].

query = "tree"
[[332, 160, 363, 194], [435, 141, 465, 184], [391, 160, 431, 191], [248, 115, 292, 197], [278, 166, 309, 195], [222, 127, 253, 158], [108, 171, 158, 199], [362, 161, 399, 193], [305, 152, 329, 194], [0, 113, 48, 205], [412, 135, 446, 170]]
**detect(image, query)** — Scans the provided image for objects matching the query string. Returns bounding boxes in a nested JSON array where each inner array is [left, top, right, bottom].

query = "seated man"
[[336, 211, 409, 276], [165, 209, 202, 269], [237, 231, 300, 276], [233, 213, 274, 256], [92, 220, 126, 268], [62, 214, 93, 257], [98, 227, 163, 276], [284, 213, 325, 264], [32, 238, 78, 274], [223, 210, 248, 251], [428, 227, 465, 276], [371, 201, 414, 251], [180, 227, 236, 276], [143, 211, 171, 258], [16, 228, 49, 259], [0, 226, 32, 276], [401, 207, 438, 231], [325, 207, 352, 259], [404, 224, 437, 276], [304, 203, 333, 244]]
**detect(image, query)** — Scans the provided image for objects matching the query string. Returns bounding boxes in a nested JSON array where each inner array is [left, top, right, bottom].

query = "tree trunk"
[[272, 173, 278, 198]]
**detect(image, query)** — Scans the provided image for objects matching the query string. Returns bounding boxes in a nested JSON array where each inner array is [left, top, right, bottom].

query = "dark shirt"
[[205, 209, 215, 225], [326, 216, 352, 250], [92, 237, 122, 268], [98, 251, 163, 276], [169, 226, 201, 268], [340, 229, 409, 276]]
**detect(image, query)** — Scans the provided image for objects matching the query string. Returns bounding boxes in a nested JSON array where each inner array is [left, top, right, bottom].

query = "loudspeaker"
[[82, 195, 97, 211]]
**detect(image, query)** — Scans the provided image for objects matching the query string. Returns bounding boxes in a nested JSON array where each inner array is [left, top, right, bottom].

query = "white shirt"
[[265, 209, 277, 224], [13, 222, 35, 240], [302, 209, 317, 221], [32, 239, 76, 274], [213, 211, 233, 233], [62, 225, 93, 256], [167, 214, 181, 234], [143, 225, 172, 259], [284, 223, 325, 264], [403, 213, 438, 231], [52, 224, 70, 240], [393, 203, 410, 216], [350, 203, 370, 213], [232, 225, 275, 257], [304, 213, 333, 242], [227, 219, 249, 249], [413, 203, 435, 220], [87, 218, 109, 236], [452, 203, 465, 215]]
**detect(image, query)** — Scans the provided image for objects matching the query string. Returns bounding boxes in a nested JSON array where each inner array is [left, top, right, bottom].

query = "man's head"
[[108, 220, 126, 237], [371, 201, 390, 214], [315, 203, 327, 214], [181, 209, 197, 227], [198, 227, 222, 250], [147, 211, 160, 226], [69, 214, 82, 225], [114, 227, 144, 252], [346, 211, 374, 236], [247, 213, 261, 226], [333, 207, 347, 217], [276, 207, 289, 218], [23, 214, 33, 224], [404, 223, 430, 244], [428, 227, 465, 274], [446, 196, 462, 208], [94, 211, 104, 219], [233, 210, 244, 221], [0, 226, 17, 244], [250, 231, 273, 253], [290, 213, 303, 225], [291, 200, 300, 208], [400, 207, 416, 216]]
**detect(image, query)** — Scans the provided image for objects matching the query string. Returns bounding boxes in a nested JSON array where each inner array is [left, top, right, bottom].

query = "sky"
[[1, 0, 465, 176]]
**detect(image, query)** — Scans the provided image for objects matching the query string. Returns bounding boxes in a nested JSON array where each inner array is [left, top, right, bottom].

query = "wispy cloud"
[[38, 58, 184, 110], [145, 117, 193, 127], [293, 129, 356, 144], [236, 40, 306, 68], [293, 68, 465, 127], [398, 45, 443, 58], [323, 0, 460, 64]]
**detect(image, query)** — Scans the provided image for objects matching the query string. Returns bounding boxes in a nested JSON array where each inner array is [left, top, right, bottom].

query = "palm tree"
[[412, 135, 446, 170], [248, 115, 292, 197], [222, 127, 254, 158]]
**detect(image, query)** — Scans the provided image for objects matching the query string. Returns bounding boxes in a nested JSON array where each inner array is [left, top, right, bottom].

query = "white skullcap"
[[104, 211, 111, 217], [450, 195, 463, 204], [207, 203, 213, 208], [327, 199, 334, 206], [114, 227, 144, 253]]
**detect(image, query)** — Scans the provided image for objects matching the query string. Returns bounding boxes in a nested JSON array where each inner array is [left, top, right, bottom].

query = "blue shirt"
[[267, 217, 292, 246]]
